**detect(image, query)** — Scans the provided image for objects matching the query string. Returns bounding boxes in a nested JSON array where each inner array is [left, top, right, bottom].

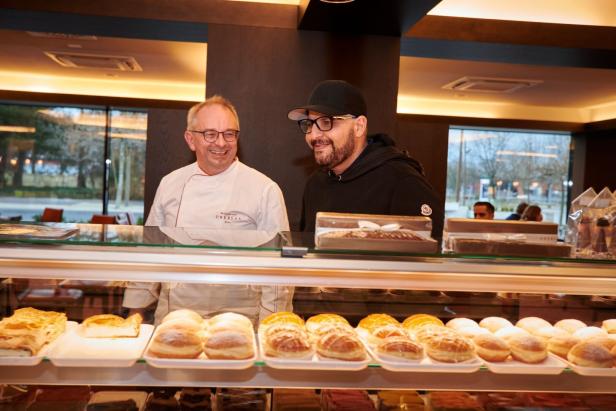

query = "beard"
[[311, 129, 355, 170]]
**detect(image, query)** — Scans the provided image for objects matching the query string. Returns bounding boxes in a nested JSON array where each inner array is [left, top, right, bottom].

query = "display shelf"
[[0, 362, 614, 393], [0, 243, 615, 296]]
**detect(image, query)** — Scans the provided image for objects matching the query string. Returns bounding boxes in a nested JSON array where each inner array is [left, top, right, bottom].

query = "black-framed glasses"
[[188, 129, 240, 143], [297, 115, 356, 134]]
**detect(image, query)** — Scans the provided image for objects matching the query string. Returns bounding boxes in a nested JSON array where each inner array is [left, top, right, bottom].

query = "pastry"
[[206, 312, 253, 332], [567, 341, 614, 368], [573, 326, 608, 340], [508, 333, 548, 363], [357, 313, 398, 333], [0, 307, 67, 356], [148, 319, 203, 359], [479, 316, 513, 333], [414, 325, 455, 344], [376, 336, 424, 360], [585, 336, 616, 351], [82, 313, 142, 338], [445, 318, 479, 330], [316, 331, 366, 361], [455, 326, 490, 339], [144, 389, 179, 411], [402, 314, 444, 332], [424, 333, 475, 363], [262, 323, 313, 358], [516, 317, 552, 334], [494, 326, 529, 341], [86, 390, 147, 411], [547, 334, 580, 358], [179, 388, 212, 410], [602, 319, 616, 334], [554, 318, 587, 334], [203, 323, 254, 360], [473, 333, 510, 362], [259, 311, 304, 329], [533, 325, 569, 343], [358, 322, 406, 347], [161, 309, 204, 326], [305, 313, 349, 334]]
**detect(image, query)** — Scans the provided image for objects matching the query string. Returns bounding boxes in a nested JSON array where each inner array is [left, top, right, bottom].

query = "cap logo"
[[421, 204, 432, 216]]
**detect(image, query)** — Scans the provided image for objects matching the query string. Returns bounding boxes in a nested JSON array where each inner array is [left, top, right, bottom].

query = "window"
[[0, 103, 146, 223], [446, 127, 571, 231]]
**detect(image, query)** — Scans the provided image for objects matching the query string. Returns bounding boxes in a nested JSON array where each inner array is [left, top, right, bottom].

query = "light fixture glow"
[[0, 126, 36, 133]]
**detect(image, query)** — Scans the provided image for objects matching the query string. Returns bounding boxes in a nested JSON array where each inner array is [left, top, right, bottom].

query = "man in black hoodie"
[[288, 80, 444, 240]]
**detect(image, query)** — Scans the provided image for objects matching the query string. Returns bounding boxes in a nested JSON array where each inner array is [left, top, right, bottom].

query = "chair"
[[40, 208, 63, 222], [90, 214, 118, 224], [115, 212, 135, 225]]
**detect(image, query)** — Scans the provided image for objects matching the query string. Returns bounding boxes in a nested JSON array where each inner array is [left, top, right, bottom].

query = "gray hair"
[[186, 95, 240, 130]]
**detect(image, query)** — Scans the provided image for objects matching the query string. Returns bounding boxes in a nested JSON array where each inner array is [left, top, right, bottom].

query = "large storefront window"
[[0, 103, 146, 223], [446, 127, 571, 232]]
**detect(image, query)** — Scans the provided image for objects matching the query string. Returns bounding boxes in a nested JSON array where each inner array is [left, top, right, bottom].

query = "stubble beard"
[[312, 129, 355, 170]]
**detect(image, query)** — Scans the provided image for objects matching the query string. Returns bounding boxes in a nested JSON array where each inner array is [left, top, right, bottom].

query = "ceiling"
[[0, 0, 614, 122]]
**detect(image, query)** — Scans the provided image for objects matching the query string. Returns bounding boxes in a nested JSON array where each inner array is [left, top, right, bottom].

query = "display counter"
[[0, 223, 615, 394]]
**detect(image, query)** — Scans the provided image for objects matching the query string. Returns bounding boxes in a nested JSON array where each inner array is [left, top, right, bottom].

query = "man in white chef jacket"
[[123, 95, 292, 325]]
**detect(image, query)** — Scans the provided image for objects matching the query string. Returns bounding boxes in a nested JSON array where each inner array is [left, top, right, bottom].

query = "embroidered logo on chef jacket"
[[215, 211, 252, 225], [420, 204, 433, 216]]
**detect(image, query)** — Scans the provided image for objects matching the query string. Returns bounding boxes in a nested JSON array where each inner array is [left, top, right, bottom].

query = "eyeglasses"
[[297, 115, 356, 134], [188, 129, 240, 143]]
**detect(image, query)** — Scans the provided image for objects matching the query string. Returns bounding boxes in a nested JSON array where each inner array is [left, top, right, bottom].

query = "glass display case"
[[0, 223, 615, 397]]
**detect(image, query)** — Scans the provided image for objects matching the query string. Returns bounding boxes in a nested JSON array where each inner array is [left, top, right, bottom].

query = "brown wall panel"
[[579, 129, 616, 192], [204, 24, 400, 229]]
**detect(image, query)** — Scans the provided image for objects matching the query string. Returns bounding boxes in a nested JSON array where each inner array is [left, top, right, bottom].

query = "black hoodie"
[[300, 133, 444, 239]]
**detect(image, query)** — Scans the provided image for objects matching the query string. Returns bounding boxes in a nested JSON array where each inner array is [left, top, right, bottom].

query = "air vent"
[[44, 51, 142, 72], [28, 32, 98, 41], [442, 76, 542, 93]]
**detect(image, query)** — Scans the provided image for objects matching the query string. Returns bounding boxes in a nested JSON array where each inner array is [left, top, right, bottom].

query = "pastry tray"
[[364, 343, 482, 373], [48, 324, 154, 367], [482, 353, 567, 375], [565, 360, 616, 377], [143, 332, 258, 369], [259, 334, 370, 371], [0, 321, 77, 366]]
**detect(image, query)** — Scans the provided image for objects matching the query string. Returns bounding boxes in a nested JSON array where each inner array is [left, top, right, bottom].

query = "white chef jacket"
[[123, 159, 292, 325]]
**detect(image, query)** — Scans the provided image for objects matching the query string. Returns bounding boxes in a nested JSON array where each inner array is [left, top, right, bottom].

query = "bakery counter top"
[[1, 361, 615, 393]]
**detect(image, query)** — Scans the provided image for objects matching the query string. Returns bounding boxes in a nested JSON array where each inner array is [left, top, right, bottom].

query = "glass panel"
[[445, 127, 571, 235], [107, 109, 147, 225], [0, 103, 105, 222]]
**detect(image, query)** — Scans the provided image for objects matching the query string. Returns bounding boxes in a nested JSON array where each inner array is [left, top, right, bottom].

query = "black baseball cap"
[[287, 80, 367, 121]]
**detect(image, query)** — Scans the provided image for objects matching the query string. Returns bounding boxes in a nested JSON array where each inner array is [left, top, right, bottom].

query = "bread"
[[585, 336, 616, 351], [262, 323, 313, 358], [260, 312, 304, 329], [611, 345, 616, 365], [82, 313, 142, 338], [456, 326, 490, 339], [376, 336, 423, 360], [203, 315, 254, 360], [424, 333, 475, 363], [357, 313, 398, 334], [359, 323, 406, 346], [508, 333, 548, 364], [567, 341, 614, 368], [446, 318, 479, 331], [554, 319, 586, 334], [516, 317, 552, 334], [547, 334, 580, 358], [532, 326, 569, 343], [305, 313, 349, 334], [414, 325, 454, 344], [479, 317, 513, 333], [316, 332, 366, 361], [161, 309, 204, 326], [402, 314, 444, 332], [602, 319, 616, 334], [494, 326, 530, 341], [473, 333, 510, 362], [573, 326, 608, 340], [149, 319, 203, 359]]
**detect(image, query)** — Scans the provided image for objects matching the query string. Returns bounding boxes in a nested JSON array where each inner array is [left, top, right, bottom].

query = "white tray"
[[0, 321, 76, 366], [566, 361, 616, 377], [259, 334, 370, 371], [483, 353, 567, 375], [144, 332, 258, 369], [48, 323, 154, 367], [365, 344, 482, 373]]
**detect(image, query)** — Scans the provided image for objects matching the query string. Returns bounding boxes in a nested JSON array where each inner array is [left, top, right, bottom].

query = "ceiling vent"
[[442, 76, 542, 93], [28, 32, 98, 41], [44, 51, 142, 72]]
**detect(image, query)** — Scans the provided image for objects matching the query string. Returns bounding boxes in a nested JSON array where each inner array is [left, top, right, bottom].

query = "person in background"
[[521, 204, 543, 222], [123, 95, 292, 325], [506, 202, 528, 221], [473, 201, 495, 220], [288, 80, 443, 240]]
